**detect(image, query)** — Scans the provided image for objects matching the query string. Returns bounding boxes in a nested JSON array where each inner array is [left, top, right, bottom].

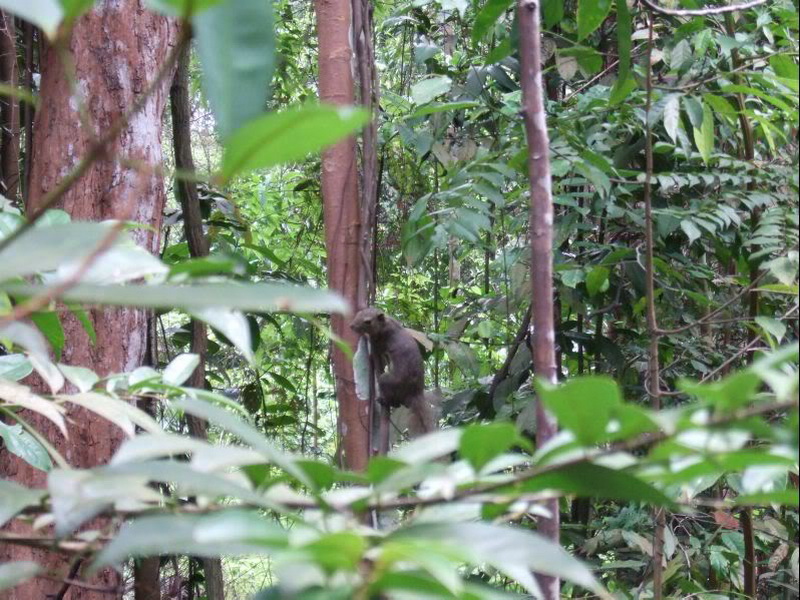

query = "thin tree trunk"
[[0, 10, 20, 199], [643, 14, 665, 599], [517, 1, 559, 597], [0, 4, 177, 599], [314, 0, 369, 471], [169, 43, 225, 600]]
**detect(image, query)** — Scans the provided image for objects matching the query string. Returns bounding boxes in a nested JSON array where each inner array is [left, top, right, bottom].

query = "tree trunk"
[[169, 43, 225, 600], [518, 1, 559, 598], [0, 10, 20, 199], [314, 0, 369, 471], [0, 3, 177, 599]]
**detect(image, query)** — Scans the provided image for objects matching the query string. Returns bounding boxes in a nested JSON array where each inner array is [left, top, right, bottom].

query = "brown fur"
[[350, 307, 435, 434]]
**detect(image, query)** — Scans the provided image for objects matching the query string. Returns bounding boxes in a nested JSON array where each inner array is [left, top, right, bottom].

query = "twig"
[[658, 271, 767, 335]]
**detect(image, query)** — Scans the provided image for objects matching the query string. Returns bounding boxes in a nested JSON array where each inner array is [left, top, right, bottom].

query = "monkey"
[[350, 307, 435, 435]]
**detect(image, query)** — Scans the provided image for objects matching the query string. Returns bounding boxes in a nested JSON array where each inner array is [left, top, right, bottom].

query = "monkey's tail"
[[407, 391, 441, 437]]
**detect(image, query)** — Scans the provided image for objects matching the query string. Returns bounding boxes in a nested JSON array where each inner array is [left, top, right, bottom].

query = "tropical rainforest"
[[0, 0, 797, 599]]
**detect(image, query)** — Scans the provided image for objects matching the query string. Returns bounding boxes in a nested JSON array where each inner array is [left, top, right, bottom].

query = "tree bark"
[[0, 3, 177, 599], [518, 1, 559, 598], [169, 43, 225, 600], [314, 0, 369, 471], [0, 10, 20, 199]]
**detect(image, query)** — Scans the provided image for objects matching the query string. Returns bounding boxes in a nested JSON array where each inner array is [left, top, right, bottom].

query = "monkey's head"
[[350, 307, 386, 335]]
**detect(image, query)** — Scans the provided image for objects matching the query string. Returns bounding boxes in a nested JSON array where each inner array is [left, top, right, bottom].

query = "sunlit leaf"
[[219, 104, 368, 181]]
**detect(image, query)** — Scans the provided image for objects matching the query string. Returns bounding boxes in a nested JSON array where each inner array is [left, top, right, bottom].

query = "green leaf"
[[609, 0, 633, 104], [520, 463, 675, 508], [410, 76, 453, 105], [678, 370, 760, 411], [303, 532, 366, 572], [586, 266, 610, 297], [0, 561, 40, 592], [0, 222, 119, 283], [106, 460, 281, 510], [392, 522, 605, 596], [91, 511, 288, 571], [693, 100, 714, 164], [703, 93, 737, 118], [0, 421, 52, 471], [577, 0, 612, 41], [681, 219, 702, 243], [163, 353, 200, 386], [682, 95, 704, 128], [755, 316, 787, 343], [536, 376, 621, 446], [763, 256, 798, 286], [460, 423, 520, 472], [0, 480, 46, 526], [219, 104, 368, 181], [663, 94, 681, 143], [60, 392, 161, 435], [57, 364, 99, 394], [471, 0, 514, 43], [541, 0, 564, 28], [0, 354, 33, 381], [720, 84, 794, 112], [770, 54, 799, 81], [410, 101, 480, 118], [0, 0, 62, 38], [0, 380, 66, 436], [27, 312, 64, 361], [193, 0, 274, 139], [733, 490, 799, 506], [146, 0, 220, 16], [171, 396, 309, 486], [193, 308, 253, 364], [58, 0, 95, 20], [1, 281, 348, 315]]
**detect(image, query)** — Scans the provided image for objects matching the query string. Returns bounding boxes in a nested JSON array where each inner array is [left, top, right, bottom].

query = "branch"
[[640, 0, 769, 17]]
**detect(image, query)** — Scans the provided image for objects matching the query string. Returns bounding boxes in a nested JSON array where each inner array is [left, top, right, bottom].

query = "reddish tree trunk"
[[518, 1, 559, 598], [314, 0, 369, 471], [0, 3, 177, 599]]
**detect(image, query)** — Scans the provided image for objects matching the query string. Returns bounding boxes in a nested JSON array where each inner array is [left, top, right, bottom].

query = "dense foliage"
[[0, 0, 797, 598]]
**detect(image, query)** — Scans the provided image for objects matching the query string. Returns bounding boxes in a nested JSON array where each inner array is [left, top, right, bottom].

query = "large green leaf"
[[519, 463, 676, 508], [0, 222, 118, 282], [194, 0, 274, 140], [693, 100, 714, 164], [91, 510, 288, 571], [0, 480, 46, 526], [171, 396, 309, 486], [608, 0, 634, 104], [0, 421, 52, 472], [391, 522, 607, 597], [146, 0, 221, 16], [536, 376, 621, 446], [0, 354, 33, 381], [460, 422, 523, 472], [471, 0, 514, 43], [410, 76, 453, 105], [0, 281, 348, 314], [577, 0, 612, 41], [219, 104, 369, 181]]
